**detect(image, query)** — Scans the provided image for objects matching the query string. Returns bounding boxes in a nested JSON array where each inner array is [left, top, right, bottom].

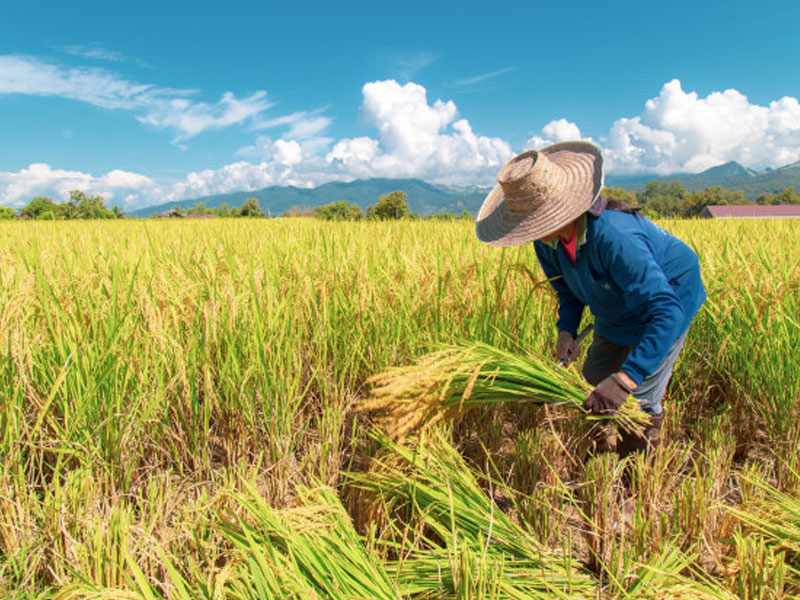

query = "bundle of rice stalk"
[[357, 341, 648, 440], [348, 432, 596, 599], [217, 483, 401, 600], [624, 546, 738, 600], [727, 476, 800, 584]]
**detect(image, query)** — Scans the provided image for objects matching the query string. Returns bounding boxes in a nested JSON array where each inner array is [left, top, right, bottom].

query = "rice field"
[[0, 217, 798, 598]]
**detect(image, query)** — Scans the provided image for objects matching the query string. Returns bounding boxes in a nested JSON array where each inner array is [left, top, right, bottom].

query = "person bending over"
[[475, 142, 705, 457]]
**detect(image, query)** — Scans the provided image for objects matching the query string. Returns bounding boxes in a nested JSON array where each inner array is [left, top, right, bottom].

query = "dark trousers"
[[581, 329, 689, 415]]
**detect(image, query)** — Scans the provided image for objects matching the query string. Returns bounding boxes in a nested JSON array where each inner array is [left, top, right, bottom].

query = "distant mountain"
[[131, 159, 800, 218], [131, 178, 493, 218], [607, 160, 800, 198]]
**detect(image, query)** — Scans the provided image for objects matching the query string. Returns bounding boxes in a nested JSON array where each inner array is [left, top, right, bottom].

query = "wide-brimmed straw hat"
[[475, 141, 604, 246]]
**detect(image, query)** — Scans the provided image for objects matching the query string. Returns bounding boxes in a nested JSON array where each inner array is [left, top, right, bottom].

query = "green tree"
[[21, 196, 59, 220], [61, 193, 81, 219], [0, 206, 17, 219], [601, 186, 638, 205], [69, 190, 116, 219], [638, 181, 691, 218], [314, 200, 352, 220], [282, 206, 313, 218], [240, 197, 264, 217], [349, 204, 364, 220], [755, 192, 780, 205], [217, 203, 232, 217], [757, 187, 800, 205], [187, 202, 209, 215], [685, 187, 748, 217], [368, 190, 409, 220]]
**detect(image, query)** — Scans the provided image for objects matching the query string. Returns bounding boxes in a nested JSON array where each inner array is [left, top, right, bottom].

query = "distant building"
[[152, 209, 218, 218], [701, 205, 800, 219], [153, 209, 183, 218]]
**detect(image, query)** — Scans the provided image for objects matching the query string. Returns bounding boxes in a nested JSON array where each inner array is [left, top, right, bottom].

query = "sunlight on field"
[[0, 218, 798, 598]]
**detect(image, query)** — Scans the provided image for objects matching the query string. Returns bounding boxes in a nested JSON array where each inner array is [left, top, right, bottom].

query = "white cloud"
[[453, 67, 514, 86], [135, 91, 272, 142], [523, 80, 800, 175], [326, 80, 514, 184], [285, 116, 331, 139], [0, 54, 273, 143], [525, 118, 588, 149], [272, 139, 303, 165], [61, 44, 125, 62], [168, 162, 274, 200], [251, 108, 331, 139], [603, 79, 800, 174], [326, 137, 380, 176], [6, 77, 800, 212], [389, 51, 438, 81], [167, 139, 340, 201], [0, 163, 161, 209]]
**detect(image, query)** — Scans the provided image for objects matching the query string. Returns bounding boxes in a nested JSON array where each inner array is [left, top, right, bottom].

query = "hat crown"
[[497, 151, 564, 214], [475, 141, 604, 247]]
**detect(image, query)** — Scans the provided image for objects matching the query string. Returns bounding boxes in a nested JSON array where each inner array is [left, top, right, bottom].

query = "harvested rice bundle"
[[217, 484, 401, 600], [349, 433, 596, 599], [728, 477, 800, 588], [358, 341, 648, 440]]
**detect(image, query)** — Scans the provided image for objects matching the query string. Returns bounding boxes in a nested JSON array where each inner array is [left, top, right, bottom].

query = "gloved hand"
[[583, 373, 633, 415], [556, 331, 580, 365]]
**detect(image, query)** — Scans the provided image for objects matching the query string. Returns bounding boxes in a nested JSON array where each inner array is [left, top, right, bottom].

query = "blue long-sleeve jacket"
[[534, 209, 706, 385]]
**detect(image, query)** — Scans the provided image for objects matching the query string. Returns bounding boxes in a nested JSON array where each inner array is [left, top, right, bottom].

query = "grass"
[[0, 217, 798, 597]]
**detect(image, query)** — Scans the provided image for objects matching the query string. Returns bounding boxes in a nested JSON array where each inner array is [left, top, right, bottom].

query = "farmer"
[[474, 142, 706, 458]]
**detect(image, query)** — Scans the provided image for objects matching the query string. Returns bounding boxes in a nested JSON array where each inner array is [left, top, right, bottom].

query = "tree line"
[[604, 183, 800, 219], [291, 191, 471, 221], [171, 198, 266, 217], [3, 184, 798, 222], [2, 191, 124, 220]]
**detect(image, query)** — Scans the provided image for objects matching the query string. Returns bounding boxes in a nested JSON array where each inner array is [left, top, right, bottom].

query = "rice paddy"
[[1, 217, 798, 598]]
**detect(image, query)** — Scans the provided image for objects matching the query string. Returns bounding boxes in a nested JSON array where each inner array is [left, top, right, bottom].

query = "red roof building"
[[701, 205, 800, 218]]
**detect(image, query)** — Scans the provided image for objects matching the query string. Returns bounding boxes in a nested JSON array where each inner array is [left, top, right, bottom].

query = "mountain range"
[[131, 160, 800, 217]]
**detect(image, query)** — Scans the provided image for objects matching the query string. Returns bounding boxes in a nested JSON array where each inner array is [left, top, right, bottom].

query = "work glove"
[[556, 331, 580, 365], [583, 373, 633, 415]]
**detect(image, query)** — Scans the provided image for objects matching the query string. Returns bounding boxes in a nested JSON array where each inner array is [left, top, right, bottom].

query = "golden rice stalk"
[[356, 341, 649, 440]]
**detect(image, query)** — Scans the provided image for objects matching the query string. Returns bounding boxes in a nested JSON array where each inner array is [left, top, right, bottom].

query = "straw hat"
[[475, 141, 604, 246]]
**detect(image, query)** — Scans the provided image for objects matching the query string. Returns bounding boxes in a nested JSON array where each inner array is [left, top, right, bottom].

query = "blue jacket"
[[534, 209, 706, 385]]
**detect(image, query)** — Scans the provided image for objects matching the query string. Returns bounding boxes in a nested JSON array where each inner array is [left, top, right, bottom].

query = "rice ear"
[[358, 341, 649, 440]]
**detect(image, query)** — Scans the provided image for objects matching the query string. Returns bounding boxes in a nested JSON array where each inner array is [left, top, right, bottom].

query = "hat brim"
[[475, 142, 604, 247]]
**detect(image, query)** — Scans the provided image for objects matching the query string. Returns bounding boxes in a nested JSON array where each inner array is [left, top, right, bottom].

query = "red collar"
[[560, 223, 578, 265]]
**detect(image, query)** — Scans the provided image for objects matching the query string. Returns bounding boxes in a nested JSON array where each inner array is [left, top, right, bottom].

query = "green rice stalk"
[[357, 341, 648, 440], [624, 546, 738, 600], [727, 475, 800, 587], [348, 432, 596, 598], [216, 483, 401, 600]]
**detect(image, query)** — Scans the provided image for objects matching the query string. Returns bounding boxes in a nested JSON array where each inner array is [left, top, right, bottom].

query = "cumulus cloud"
[[525, 118, 588, 149], [7, 77, 800, 212], [523, 80, 800, 175], [604, 79, 800, 174], [0, 54, 273, 143], [0, 163, 161, 209], [326, 80, 514, 184]]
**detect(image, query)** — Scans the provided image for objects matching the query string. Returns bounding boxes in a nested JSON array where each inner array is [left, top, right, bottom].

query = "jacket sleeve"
[[597, 230, 685, 385], [534, 242, 585, 338]]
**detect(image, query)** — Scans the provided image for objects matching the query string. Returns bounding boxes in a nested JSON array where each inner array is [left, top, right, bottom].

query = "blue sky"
[[2, 0, 800, 209]]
